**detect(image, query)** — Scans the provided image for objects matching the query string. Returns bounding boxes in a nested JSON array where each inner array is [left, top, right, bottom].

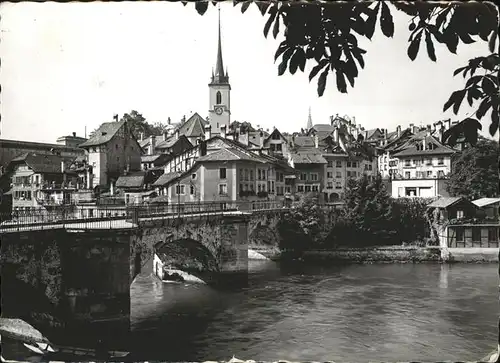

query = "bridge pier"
[[0, 228, 134, 348]]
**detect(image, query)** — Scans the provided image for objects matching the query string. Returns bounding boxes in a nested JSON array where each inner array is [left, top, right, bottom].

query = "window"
[[335, 181, 342, 189], [262, 170, 267, 180], [219, 168, 227, 179], [352, 162, 357, 168], [438, 170, 445, 178], [404, 160, 411, 167], [347, 162, 351, 168], [297, 185, 304, 192], [305, 185, 312, 192], [426, 171, 433, 177], [368, 165, 372, 171], [276, 144, 282, 151], [310, 173, 318, 181], [327, 172, 333, 178], [327, 161, 333, 168], [190, 185, 195, 195], [312, 185, 319, 192], [257, 170, 261, 180], [285, 186, 291, 193], [272, 133, 280, 140], [456, 209, 464, 219], [438, 157, 444, 165], [258, 184, 262, 192], [279, 173, 284, 182], [488, 228, 498, 242], [240, 183, 244, 192], [472, 227, 481, 242], [414, 159, 422, 166], [250, 170, 254, 180], [336, 171, 342, 178], [250, 184, 254, 191], [300, 173, 307, 181], [426, 158, 433, 165], [240, 169, 244, 180], [327, 182, 333, 189], [219, 183, 228, 195], [191, 173, 197, 180], [336, 161, 342, 168], [175, 185, 185, 195], [216, 91, 222, 104]]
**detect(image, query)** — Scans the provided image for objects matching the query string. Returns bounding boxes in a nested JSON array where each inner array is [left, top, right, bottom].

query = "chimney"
[[314, 134, 319, 149], [291, 134, 295, 148], [427, 124, 432, 133], [352, 116, 356, 125], [72, 132, 76, 137], [422, 135, 427, 150], [438, 124, 444, 142], [444, 119, 451, 130], [140, 132, 144, 141], [396, 125, 401, 138], [149, 135, 156, 154], [61, 160, 65, 173], [163, 132, 168, 141], [167, 117, 171, 125], [333, 127, 339, 143], [175, 129, 179, 140], [220, 124, 227, 139], [259, 131, 264, 148], [330, 115, 335, 125], [204, 124, 212, 140], [110, 181, 115, 195]]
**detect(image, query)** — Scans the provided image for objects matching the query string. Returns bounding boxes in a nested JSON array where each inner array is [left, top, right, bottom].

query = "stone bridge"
[[0, 207, 287, 348]]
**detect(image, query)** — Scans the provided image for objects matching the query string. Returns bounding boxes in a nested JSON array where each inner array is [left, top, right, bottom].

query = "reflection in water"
[[129, 263, 497, 362]]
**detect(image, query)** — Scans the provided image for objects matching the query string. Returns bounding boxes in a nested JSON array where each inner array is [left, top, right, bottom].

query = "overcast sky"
[[0, 1, 493, 143]]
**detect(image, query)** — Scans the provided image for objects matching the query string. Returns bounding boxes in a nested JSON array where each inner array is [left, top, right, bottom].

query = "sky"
[[0, 1, 494, 144]]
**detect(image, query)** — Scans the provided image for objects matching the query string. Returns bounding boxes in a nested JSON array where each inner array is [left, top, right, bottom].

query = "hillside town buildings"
[[0, 12, 488, 216]]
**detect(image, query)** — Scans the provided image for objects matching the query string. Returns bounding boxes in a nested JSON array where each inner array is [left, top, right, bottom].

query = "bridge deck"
[[0, 210, 254, 234]]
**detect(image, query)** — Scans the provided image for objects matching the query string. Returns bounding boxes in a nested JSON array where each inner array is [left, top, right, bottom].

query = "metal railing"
[[0, 200, 290, 232]]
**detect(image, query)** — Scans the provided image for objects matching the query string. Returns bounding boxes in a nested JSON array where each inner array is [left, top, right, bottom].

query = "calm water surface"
[[130, 261, 498, 362]]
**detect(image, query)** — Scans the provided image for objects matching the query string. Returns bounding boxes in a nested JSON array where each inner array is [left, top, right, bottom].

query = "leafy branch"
[[442, 53, 499, 145]]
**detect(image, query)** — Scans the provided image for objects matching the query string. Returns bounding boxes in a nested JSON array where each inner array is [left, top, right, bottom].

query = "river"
[[129, 261, 498, 362]]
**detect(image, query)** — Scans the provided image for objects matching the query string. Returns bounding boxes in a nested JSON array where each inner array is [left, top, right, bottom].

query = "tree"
[[186, 1, 499, 144], [446, 137, 499, 199]]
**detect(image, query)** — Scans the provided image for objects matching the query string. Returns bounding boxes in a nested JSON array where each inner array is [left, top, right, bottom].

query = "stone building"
[[79, 120, 142, 187]]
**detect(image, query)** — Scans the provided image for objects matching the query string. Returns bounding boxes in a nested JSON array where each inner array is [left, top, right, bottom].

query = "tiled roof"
[[290, 135, 316, 148], [472, 198, 500, 208], [156, 136, 179, 149], [115, 173, 145, 188], [393, 135, 456, 157], [12, 152, 76, 174], [311, 124, 334, 133], [79, 121, 125, 147], [290, 152, 327, 164], [365, 128, 381, 140], [141, 155, 161, 163], [139, 139, 150, 148], [197, 148, 264, 163], [427, 197, 468, 209], [153, 172, 182, 186], [176, 113, 207, 138]]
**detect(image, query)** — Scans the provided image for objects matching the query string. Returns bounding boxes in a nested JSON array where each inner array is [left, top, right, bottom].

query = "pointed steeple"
[[307, 107, 313, 130], [212, 6, 228, 84]]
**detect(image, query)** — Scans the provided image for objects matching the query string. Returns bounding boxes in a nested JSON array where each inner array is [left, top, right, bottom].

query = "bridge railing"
[[0, 200, 291, 231]]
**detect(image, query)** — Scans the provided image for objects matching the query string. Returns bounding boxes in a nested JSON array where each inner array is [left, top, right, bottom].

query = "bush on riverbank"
[[280, 175, 433, 253]]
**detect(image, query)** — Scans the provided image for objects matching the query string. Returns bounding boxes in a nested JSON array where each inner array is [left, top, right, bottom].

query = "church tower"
[[208, 7, 231, 135], [307, 107, 313, 130]]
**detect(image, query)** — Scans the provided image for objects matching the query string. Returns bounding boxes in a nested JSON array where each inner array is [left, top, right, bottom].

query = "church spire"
[[212, 6, 228, 84], [307, 107, 313, 130]]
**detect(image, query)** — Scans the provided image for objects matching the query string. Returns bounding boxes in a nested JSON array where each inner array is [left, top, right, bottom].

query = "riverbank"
[[252, 245, 499, 263]]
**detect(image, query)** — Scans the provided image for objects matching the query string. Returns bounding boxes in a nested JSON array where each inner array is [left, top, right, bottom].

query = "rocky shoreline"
[[250, 245, 499, 264]]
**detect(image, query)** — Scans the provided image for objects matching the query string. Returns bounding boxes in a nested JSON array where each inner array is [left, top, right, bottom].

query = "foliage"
[[446, 137, 499, 199], [186, 1, 499, 145], [277, 194, 324, 255], [442, 53, 499, 145], [89, 110, 171, 140]]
